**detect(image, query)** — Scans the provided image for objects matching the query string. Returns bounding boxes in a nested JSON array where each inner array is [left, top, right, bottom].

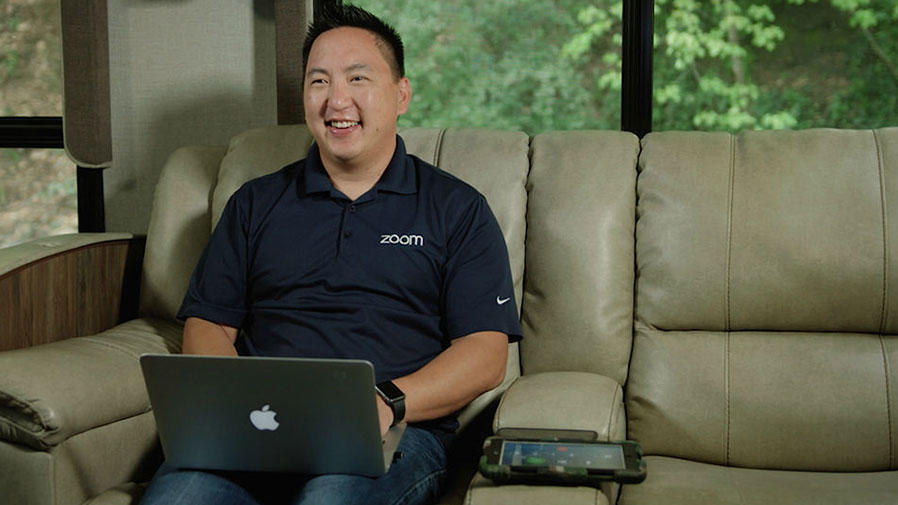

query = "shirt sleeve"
[[176, 189, 250, 329], [442, 194, 523, 342]]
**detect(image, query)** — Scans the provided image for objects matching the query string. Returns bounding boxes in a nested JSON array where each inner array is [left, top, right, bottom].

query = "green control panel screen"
[[499, 441, 625, 470]]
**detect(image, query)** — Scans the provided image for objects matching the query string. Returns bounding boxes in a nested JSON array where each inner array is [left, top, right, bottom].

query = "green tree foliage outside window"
[[0, 0, 75, 248], [644, 0, 898, 131], [353, 0, 897, 133], [1, 0, 62, 116], [351, 0, 621, 133]]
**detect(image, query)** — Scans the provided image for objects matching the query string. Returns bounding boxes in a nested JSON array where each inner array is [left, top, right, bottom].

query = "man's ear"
[[397, 77, 412, 116]]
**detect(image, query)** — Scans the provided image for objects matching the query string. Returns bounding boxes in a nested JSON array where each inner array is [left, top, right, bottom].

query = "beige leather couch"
[[1, 125, 896, 505]]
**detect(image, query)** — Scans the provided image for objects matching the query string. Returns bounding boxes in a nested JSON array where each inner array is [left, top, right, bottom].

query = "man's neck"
[[321, 141, 397, 201], [328, 166, 385, 201]]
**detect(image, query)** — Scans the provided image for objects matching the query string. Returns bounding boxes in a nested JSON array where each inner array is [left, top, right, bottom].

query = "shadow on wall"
[[105, 0, 278, 234], [106, 92, 272, 235]]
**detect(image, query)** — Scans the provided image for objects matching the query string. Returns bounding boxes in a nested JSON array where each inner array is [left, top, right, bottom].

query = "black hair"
[[302, 4, 405, 79]]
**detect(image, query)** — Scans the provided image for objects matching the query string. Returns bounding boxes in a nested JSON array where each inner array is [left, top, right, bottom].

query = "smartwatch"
[[375, 380, 406, 427]]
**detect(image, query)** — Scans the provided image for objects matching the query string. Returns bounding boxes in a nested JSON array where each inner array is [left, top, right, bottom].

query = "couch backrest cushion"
[[628, 128, 898, 471], [212, 125, 315, 229], [522, 131, 639, 385], [141, 145, 228, 320]]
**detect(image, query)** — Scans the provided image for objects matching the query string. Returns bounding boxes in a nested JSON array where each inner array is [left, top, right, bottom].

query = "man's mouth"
[[326, 120, 360, 129]]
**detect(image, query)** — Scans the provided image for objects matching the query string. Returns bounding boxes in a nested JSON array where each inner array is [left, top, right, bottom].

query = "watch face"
[[377, 381, 404, 401]]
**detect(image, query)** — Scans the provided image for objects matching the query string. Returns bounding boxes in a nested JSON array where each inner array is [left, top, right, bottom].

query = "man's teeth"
[[330, 121, 359, 128]]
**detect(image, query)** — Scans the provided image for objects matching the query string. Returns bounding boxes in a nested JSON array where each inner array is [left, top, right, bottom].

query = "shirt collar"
[[301, 135, 417, 198]]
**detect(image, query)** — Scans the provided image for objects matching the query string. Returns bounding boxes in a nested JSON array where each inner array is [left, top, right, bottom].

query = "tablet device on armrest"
[[479, 431, 646, 486]]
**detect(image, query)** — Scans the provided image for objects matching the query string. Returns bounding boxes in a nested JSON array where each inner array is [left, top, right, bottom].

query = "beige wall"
[[106, 0, 279, 233]]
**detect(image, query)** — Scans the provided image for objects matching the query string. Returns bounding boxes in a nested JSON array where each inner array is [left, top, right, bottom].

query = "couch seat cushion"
[[619, 456, 898, 505], [466, 473, 609, 505], [83, 483, 147, 505]]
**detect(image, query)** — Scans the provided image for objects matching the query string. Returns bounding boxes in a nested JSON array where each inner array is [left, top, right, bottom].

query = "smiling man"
[[138, 4, 521, 505], [303, 25, 410, 201]]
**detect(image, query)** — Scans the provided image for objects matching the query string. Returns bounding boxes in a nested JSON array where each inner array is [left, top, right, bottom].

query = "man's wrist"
[[375, 380, 405, 426], [376, 395, 394, 427]]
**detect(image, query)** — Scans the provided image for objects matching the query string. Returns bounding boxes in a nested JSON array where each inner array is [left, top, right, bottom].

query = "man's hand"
[[376, 394, 394, 437]]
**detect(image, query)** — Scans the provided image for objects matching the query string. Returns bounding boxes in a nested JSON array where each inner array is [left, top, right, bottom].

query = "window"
[[349, 0, 623, 134], [1, 0, 75, 247], [652, 0, 898, 132], [2, 0, 62, 117], [0, 148, 76, 247]]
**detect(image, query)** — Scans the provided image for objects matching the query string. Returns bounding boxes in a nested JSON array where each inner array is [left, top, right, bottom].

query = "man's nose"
[[327, 80, 351, 109]]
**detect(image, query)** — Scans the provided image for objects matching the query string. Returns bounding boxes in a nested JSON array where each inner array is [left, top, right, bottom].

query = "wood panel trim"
[[0, 238, 145, 352]]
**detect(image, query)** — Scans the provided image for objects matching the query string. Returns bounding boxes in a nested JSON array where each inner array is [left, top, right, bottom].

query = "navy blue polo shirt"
[[178, 136, 522, 430]]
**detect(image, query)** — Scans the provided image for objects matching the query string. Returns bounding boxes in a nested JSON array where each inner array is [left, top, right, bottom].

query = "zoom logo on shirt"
[[380, 234, 425, 247]]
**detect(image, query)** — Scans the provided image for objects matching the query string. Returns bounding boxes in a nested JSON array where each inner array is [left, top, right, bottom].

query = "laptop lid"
[[139, 354, 405, 477]]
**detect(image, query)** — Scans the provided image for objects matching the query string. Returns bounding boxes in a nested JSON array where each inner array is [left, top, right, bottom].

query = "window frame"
[[0, 117, 105, 234], [621, 0, 654, 137]]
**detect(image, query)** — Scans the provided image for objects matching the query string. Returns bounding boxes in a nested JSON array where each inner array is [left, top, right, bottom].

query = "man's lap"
[[138, 426, 449, 505]]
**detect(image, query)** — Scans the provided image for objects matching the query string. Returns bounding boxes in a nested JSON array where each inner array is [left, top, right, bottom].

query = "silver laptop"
[[139, 354, 405, 477]]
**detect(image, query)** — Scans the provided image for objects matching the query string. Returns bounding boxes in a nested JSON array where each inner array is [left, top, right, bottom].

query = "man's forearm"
[[182, 317, 507, 431], [181, 317, 239, 356], [391, 330, 508, 424]]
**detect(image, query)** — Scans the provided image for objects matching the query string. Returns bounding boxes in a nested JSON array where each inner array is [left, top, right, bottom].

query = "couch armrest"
[[493, 371, 626, 442], [465, 372, 626, 505], [0, 233, 145, 352], [0, 318, 181, 450], [0, 233, 132, 273]]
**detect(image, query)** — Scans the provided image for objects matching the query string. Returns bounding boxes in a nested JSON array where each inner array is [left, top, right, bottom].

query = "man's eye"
[[310, 78, 327, 85], [351, 76, 366, 82]]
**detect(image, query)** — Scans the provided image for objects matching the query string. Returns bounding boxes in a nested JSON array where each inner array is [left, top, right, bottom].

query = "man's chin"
[[319, 145, 364, 168]]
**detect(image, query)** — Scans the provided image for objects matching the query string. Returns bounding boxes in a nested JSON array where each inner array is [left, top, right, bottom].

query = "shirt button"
[[344, 231, 352, 238], [349, 205, 356, 213]]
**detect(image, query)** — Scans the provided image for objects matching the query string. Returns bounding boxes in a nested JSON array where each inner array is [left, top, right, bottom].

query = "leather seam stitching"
[[50, 444, 56, 505], [725, 331, 731, 466], [434, 128, 447, 167], [605, 385, 620, 442], [725, 133, 735, 465], [726, 133, 735, 331], [875, 128, 894, 468], [880, 334, 894, 469], [874, 129, 889, 335], [494, 376, 514, 431]]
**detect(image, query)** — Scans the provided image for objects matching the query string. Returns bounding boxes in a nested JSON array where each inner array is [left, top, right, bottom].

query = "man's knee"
[[139, 464, 262, 505], [290, 473, 372, 505]]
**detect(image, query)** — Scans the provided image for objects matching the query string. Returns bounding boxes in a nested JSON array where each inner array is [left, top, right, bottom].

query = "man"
[[139, 5, 521, 505]]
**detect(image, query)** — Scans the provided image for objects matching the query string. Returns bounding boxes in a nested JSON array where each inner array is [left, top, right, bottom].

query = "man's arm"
[[375, 330, 508, 435], [181, 316, 240, 356]]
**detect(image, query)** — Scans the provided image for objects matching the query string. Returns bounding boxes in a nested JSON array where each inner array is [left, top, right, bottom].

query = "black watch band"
[[375, 380, 406, 427]]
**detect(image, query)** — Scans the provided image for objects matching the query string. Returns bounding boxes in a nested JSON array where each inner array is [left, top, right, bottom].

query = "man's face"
[[303, 27, 411, 172]]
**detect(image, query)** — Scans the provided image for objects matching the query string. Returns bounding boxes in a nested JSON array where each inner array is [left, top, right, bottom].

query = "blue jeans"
[[138, 426, 449, 505]]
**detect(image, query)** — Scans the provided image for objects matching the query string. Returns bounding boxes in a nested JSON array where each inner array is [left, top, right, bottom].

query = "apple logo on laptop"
[[249, 404, 279, 431]]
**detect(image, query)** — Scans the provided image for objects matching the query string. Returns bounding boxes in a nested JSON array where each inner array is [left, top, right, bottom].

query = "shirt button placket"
[[339, 203, 355, 257]]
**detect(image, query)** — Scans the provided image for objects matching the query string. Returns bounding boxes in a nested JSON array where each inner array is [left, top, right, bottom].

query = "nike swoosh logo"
[[496, 296, 511, 305]]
